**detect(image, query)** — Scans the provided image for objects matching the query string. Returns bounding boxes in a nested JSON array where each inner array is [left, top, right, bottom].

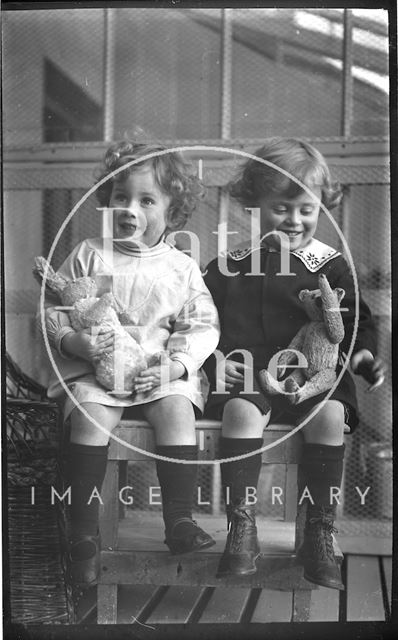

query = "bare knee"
[[69, 403, 124, 446], [301, 400, 345, 445], [143, 395, 196, 446], [222, 398, 270, 438]]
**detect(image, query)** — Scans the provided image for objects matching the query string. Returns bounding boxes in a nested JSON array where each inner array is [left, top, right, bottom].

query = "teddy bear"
[[258, 273, 345, 405], [33, 256, 149, 396]]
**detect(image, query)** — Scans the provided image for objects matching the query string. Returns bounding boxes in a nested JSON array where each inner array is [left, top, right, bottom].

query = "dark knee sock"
[[155, 445, 198, 531], [299, 443, 345, 508], [65, 442, 109, 538], [219, 437, 263, 505]]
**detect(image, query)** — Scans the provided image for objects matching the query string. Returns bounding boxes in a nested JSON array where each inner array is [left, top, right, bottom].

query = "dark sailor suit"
[[203, 237, 377, 428]]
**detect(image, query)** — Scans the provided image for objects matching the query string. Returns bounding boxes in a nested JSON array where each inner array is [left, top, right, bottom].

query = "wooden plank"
[[100, 460, 120, 548], [109, 420, 346, 462], [4, 139, 389, 164], [250, 589, 293, 623], [97, 584, 118, 624], [339, 536, 392, 556], [117, 584, 162, 624], [382, 557, 392, 612], [116, 514, 297, 554], [308, 586, 340, 622], [110, 426, 298, 463], [198, 587, 251, 623], [100, 550, 313, 590], [284, 463, 298, 522], [145, 586, 205, 624], [292, 589, 312, 622], [346, 555, 386, 621], [118, 419, 294, 431], [109, 420, 306, 463]]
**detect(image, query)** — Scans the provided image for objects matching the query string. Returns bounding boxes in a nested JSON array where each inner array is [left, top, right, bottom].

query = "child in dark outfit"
[[204, 137, 385, 590]]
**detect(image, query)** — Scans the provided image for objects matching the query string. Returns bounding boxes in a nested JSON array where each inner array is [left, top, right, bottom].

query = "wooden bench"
[[97, 419, 345, 624]]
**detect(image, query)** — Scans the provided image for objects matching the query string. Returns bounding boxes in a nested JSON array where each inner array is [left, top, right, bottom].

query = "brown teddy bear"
[[258, 273, 345, 405], [33, 256, 149, 396]]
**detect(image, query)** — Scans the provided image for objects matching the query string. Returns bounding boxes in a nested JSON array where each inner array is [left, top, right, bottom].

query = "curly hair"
[[229, 137, 342, 210], [95, 140, 205, 231]]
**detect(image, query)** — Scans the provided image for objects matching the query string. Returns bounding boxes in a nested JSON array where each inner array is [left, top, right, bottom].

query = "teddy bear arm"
[[324, 313, 345, 345], [257, 369, 285, 395], [291, 368, 337, 404], [285, 367, 307, 388], [277, 324, 308, 372]]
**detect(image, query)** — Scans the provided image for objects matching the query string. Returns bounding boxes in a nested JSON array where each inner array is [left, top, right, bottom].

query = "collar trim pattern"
[[227, 237, 341, 272]]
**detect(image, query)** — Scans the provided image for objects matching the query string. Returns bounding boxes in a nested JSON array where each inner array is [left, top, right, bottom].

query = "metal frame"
[[103, 8, 115, 142], [341, 9, 354, 137]]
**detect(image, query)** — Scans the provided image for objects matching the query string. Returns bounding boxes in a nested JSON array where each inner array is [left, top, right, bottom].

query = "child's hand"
[[350, 349, 386, 391], [220, 361, 249, 390], [61, 327, 115, 363], [133, 360, 186, 393]]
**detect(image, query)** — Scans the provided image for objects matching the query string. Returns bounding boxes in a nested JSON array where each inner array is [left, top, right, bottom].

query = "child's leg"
[[142, 395, 215, 554], [66, 402, 124, 587], [297, 399, 345, 590], [217, 398, 271, 576]]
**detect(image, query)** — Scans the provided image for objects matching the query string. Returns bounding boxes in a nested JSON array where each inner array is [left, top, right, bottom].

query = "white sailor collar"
[[227, 237, 340, 272], [291, 238, 341, 272]]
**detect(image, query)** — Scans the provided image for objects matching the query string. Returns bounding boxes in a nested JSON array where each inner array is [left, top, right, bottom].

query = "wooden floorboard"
[[197, 586, 252, 623], [144, 586, 205, 624], [381, 556, 392, 620], [346, 555, 386, 621], [292, 589, 312, 622], [75, 553, 391, 623], [117, 584, 162, 624], [250, 589, 293, 623], [382, 557, 392, 604], [307, 586, 340, 622]]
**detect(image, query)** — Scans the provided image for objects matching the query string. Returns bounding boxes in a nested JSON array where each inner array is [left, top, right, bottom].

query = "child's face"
[[109, 166, 171, 247], [257, 187, 321, 251]]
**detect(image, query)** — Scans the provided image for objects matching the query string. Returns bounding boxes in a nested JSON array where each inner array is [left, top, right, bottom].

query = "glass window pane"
[[113, 8, 222, 140], [351, 9, 389, 136], [231, 9, 345, 138], [3, 9, 105, 145]]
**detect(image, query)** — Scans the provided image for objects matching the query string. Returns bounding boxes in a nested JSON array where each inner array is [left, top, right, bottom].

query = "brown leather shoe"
[[69, 534, 100, 588], [216, 501, 260, 577], [165, 517, 216, 555]]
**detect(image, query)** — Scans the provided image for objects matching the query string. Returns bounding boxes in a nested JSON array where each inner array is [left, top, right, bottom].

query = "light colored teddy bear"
[[258, 273, 345, 405], [33, 256, 149, 396]]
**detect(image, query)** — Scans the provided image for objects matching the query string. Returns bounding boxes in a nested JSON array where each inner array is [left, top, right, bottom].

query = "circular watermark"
[[40, 144, 359, 464]]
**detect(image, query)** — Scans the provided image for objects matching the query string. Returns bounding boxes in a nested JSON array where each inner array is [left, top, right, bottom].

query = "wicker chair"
[[5, 353, 74, 624]]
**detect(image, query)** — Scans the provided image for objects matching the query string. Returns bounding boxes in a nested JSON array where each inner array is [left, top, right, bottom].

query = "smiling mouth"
[[119, 222, 136, 233], [280, 230, 303, 236]]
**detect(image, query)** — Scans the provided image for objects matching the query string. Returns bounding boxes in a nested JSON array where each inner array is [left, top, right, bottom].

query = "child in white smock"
[[41, 141, 220, 587]]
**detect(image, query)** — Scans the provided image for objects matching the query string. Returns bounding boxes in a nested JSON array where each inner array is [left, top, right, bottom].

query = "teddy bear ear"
[[298, 289, 309, 301], [335, 287, 345, 302]]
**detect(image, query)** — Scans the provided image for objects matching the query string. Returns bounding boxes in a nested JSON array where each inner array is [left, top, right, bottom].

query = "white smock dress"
[[41, 238, 220, 420]]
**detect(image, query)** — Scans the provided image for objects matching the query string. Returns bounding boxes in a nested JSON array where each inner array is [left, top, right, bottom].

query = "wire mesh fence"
[[3, 6, 391, 537], [3, 7, 389, 144]]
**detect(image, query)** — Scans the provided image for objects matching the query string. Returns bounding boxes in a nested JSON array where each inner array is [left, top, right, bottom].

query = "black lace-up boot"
[[65, 443, 108, 588], [297, 505, 344, 590], [217, 499, 260, 577], [296, 442, 345, 590], [217, 437, 263, 577]]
